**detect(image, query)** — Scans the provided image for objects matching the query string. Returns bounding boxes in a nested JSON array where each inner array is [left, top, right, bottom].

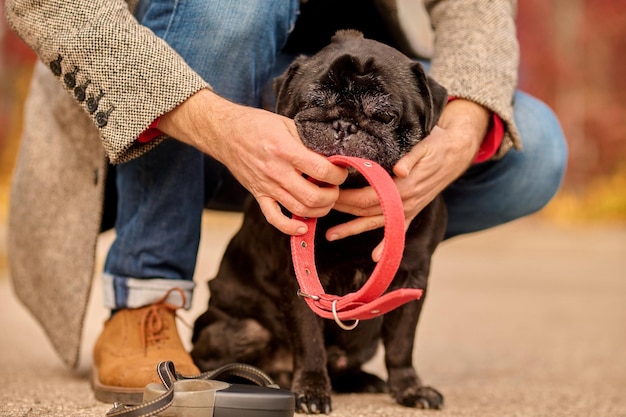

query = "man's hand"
[[159, 89, 348, 236], [327, 99, 491, 261]]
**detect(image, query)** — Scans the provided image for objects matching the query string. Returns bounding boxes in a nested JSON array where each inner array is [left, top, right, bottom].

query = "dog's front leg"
[[284, 295, 332, 414], [382, 299, 444, 409]]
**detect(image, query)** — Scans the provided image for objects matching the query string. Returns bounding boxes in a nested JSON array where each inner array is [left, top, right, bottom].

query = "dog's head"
[[274, 29, 448, 174]]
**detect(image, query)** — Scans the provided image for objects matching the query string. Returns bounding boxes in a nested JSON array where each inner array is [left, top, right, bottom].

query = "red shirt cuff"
[[447, 97, 504, 163], [137, 117, 162, 143], [473, 113, 504, 163]]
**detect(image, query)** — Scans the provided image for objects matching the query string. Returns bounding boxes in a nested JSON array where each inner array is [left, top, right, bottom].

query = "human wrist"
[[441, 98, 489, 144], [440, 98, 497, 163], [158, 88, 227, 157]]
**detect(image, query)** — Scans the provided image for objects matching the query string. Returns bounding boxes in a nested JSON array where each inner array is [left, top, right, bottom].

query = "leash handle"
[[105, 361, 279, 417], [291, 155, 423, 324]]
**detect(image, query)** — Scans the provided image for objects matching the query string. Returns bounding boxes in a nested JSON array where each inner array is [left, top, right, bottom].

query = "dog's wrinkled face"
[[274, 29, 447, 173]]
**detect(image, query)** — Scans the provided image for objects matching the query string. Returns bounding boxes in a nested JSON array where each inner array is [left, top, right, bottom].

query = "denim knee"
[[513, 91, 569, 213], [203, 1, 299, 51], [443, 92, 569, 238], [136, 0, 300, 105]]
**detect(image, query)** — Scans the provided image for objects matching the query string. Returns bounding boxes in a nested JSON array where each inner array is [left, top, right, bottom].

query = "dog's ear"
[[411, 63, 448, 132], [273, 55, 308, 117]]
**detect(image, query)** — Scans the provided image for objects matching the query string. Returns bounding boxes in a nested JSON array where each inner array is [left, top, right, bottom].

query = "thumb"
[[393, 139, 428, 178]]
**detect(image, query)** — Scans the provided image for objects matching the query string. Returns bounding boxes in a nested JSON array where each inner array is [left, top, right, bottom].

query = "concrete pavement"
[[1, 212, 625, 417]]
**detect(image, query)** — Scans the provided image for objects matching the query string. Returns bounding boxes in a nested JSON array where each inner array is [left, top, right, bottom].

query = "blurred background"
[[517, 0, 626, 223], [1, 0, 625, 230]]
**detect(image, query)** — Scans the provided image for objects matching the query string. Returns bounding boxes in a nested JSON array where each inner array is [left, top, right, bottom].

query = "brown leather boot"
[[92, 288, 200, 404]]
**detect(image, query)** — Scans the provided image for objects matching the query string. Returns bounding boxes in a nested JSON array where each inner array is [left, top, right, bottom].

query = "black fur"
[[192, 30, 448, 414]]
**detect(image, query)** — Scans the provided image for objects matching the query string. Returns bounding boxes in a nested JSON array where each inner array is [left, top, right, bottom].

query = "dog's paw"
[[393, 385, 444, 410], [388, 368, 444, 410], [294, 391, 332, 415], [292, 371, 332, 414]]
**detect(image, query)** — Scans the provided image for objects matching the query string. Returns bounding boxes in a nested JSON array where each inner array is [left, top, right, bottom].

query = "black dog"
[[192, 30, 448, 414]]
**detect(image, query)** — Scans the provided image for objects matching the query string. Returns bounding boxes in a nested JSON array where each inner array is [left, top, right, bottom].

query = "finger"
[[259, 118, 348, 197], [333, 187, 382, 216], [293, 148, 349, 187], [257, 197, 308, 235], [246, 153, 341, 216], [293, 177, 342, 210], [262, 180, 340, 220], [393, 128, 440, 177], [279, 178, 342, 217], [326, 215, 385, 241], [371, 240, 384, 263], [333, 200, 383, 217]]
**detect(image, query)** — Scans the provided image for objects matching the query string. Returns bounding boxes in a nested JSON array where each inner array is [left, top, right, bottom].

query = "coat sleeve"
[[424, 0, 521, 157], [5, 0, 210, 163]]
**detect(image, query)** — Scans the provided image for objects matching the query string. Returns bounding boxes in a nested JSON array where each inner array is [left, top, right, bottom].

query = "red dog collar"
[[290, 155, 423, 330]]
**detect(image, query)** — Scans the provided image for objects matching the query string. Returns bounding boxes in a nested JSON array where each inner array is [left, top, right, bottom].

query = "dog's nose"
[[332, 120, 358, 139]]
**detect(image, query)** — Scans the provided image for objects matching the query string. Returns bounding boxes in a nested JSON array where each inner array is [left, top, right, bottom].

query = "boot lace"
[[140, 287, 187, 353]]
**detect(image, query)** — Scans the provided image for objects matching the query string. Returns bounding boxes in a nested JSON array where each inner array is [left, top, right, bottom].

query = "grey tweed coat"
[[5, 0, 520, 369]]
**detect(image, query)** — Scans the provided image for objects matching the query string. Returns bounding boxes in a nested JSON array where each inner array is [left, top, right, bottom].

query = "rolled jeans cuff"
[[102, 273, 195, 310]]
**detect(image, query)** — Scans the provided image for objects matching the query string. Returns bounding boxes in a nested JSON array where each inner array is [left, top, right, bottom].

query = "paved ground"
[[1, 212, 625, 417]]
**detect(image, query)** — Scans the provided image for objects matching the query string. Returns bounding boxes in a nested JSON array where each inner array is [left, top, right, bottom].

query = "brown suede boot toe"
[[92, 288, 200, 404]]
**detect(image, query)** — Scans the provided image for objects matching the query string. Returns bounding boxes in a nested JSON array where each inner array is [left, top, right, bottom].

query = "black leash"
[[105, 361, 279, 417]]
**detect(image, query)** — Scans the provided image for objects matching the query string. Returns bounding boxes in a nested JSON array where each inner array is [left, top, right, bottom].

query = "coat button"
[[74, 80, 91, 102], [86, 90, 104, 114], [95, 106, 114, 128], [50, 55, 63, 76], [64, 66, 79, 88]]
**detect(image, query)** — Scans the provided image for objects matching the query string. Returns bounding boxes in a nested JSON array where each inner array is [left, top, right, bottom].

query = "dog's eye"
[[373, 111, 397, 124], [301, 97, 325, 109], [312, 96, 326, 107], [302, 90, 329, 109]]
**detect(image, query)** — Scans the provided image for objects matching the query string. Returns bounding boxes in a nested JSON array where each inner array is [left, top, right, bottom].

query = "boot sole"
[[91, 365, 145, 405]]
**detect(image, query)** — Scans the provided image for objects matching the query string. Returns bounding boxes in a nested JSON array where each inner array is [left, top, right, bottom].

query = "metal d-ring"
[[297, 289, 320, 301], [332, 300, 359, 331]]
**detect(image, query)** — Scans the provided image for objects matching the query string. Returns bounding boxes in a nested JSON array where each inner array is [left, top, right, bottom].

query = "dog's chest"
[[310, 213, 383, 295]]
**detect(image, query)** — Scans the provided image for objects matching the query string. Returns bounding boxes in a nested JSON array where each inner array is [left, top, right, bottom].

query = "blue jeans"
[[103, 0, 567, 309]]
